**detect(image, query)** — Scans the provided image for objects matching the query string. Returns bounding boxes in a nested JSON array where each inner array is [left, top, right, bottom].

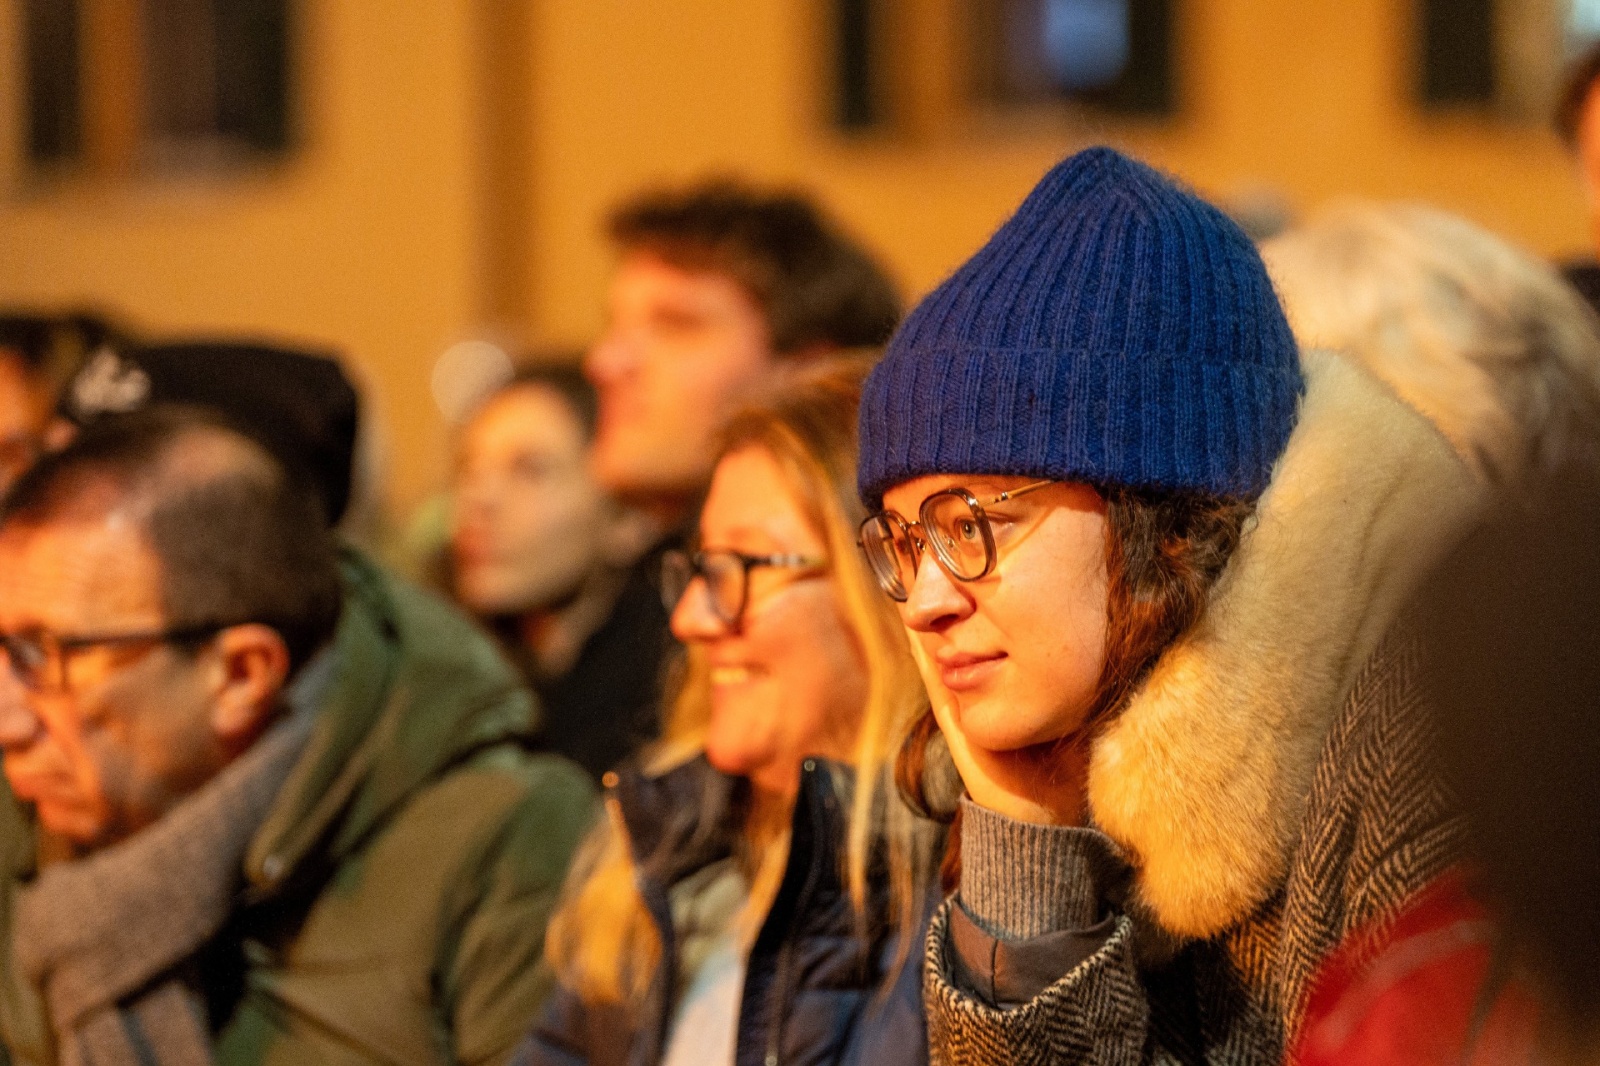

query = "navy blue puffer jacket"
[[515, 756, 932, 1066]]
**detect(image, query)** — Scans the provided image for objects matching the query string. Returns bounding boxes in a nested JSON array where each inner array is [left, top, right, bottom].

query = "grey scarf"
[[12, 653, 331, 1066]]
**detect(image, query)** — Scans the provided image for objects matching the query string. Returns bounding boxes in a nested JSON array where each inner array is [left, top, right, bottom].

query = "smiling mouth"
[[710, 665, 759, 686]]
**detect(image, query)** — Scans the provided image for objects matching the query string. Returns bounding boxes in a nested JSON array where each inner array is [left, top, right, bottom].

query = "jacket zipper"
[[762, 760, 829, 1066]]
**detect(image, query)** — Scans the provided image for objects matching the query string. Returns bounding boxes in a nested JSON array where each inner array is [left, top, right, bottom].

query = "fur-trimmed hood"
[[1087, 348, 1485, 939]]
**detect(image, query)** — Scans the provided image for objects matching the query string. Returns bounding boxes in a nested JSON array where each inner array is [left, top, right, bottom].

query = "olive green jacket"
[[0, 551, 597, 1066]]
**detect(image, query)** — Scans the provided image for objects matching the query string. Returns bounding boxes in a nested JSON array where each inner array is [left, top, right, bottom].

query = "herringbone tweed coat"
[[921, 351, 1489, 1064]]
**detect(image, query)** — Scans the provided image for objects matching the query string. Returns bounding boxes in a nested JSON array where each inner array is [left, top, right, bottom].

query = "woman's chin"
[[952, 698, 1075, 754]]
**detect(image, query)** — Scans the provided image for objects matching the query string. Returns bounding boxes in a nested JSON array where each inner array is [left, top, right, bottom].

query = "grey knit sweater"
[[922, 634, 1461, 1065]]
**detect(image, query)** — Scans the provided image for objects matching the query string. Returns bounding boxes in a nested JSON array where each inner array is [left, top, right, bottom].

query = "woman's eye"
[[957, 518, 981, 542]]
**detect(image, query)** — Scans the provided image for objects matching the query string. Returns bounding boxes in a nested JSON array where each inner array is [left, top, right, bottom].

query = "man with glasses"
[[0, 407, 594, 1066]]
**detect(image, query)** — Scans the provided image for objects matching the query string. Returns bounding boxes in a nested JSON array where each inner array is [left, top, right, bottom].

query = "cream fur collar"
[[1087, 348, 1484, 939]]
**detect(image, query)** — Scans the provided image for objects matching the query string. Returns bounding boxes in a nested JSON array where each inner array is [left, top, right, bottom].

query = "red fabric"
[[1292, 868, 1542, 1066]]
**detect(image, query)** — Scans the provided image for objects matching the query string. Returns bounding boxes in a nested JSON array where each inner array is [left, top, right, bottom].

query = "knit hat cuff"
[[857, 344, 1303, 507]]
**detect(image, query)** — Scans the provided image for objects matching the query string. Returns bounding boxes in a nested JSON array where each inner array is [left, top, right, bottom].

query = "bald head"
[[0, 406, 343, 670]]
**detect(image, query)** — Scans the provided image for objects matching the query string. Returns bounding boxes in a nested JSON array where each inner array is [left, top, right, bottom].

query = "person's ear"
[[208, 624, 291, 744]]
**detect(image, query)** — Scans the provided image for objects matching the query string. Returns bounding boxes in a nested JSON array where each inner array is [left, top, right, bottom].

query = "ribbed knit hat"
[[857, 147, 1302, 507]]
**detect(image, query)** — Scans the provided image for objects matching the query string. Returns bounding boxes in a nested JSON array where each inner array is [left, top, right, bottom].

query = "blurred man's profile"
[[585, 180, 902, 530]]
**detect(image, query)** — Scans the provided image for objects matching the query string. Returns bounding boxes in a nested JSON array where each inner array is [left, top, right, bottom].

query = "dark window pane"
[[215, 0, 291, 152], [972, 0, 1175, 116], [144, 0, 291, 160], [837, 0, 878, 129], [1420, 0, 1496, 106], [1091, 0, 1173, 113], [1043, 0, 1130, 91], [24, 0, 82, 165], [145, 0, 221, 141]]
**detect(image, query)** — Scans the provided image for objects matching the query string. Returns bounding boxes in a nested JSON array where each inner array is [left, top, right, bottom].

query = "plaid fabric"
[[924, 631, 1462, 1064]]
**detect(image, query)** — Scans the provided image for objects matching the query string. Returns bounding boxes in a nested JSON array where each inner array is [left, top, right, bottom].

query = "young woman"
[[517, 358, 940, 1066], [853, 148, 1484, 1061]]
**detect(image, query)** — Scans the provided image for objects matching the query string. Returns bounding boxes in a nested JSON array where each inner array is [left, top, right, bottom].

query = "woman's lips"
[[937, 651, 1007, 692], [710, 663, 761, 687]]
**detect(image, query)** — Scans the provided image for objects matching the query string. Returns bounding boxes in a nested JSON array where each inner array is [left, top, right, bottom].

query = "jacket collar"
[[610, 755, 744, 890], [1086, 349, 1486, 938], [243, 548, 539, 892], [608, 755, 855, 903]]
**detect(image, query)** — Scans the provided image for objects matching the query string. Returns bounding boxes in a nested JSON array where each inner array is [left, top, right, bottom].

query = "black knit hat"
[[60, 341, 360, 526]]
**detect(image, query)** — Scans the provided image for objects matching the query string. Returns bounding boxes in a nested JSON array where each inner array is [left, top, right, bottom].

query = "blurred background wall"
[[0, 0, 1590, 514]]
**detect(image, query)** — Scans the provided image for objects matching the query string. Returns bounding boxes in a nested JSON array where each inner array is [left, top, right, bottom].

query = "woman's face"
[[671, 446, 867, 799], [879, 475, 1110, 753]]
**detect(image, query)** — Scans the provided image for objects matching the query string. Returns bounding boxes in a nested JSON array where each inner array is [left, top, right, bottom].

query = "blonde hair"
[[1262, 201, 1600, 486], [544, 355, 935, 1006]]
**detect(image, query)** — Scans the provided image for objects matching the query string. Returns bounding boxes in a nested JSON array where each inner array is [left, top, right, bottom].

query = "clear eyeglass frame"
[[856, 479, 1055, 602]]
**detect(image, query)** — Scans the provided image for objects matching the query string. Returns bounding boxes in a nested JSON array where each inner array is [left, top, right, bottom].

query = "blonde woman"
[[516, 358, 940, 1066]]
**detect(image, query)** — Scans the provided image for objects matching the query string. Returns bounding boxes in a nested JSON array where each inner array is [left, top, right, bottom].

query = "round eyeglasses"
[[856, 480, 1055, 602], [660, 548, 826, 631]]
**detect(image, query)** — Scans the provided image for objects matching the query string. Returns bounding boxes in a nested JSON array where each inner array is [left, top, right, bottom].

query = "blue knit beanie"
[[857, 147, 1302, 507]]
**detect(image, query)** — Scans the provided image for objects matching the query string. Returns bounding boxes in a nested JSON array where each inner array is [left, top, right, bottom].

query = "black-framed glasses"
[[660, 549, 826, 630], [857, 479, 1055, 602], [0, 622, 240, 694]]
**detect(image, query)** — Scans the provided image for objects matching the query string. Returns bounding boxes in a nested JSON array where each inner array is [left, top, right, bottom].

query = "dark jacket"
[[922, 351, 1483, 1063], [518, 757, 931, 1066], [0, 551, 597, 1066], [520, 561, 674, 782]]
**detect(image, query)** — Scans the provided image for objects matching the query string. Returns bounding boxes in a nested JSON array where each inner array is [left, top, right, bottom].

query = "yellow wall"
[[528, 0, 1592, 345], [0, 0, 486, 512], [0, 0, 1590, 512]]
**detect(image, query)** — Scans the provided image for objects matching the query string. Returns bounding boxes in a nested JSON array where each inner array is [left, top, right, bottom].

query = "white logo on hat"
[[70, 348, 151, 419]]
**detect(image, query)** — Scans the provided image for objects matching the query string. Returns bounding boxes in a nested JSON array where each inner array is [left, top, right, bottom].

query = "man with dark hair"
[[574, 183, 899, 769], [587, 179, 901, 527], [450, 364, 663, 779], [0, 407, 594, 1065], [56, 339, 361, 528]]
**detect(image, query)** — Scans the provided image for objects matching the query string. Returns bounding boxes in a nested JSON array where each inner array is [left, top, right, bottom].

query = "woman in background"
[[451, 364, 666, 780], [518, 358, 941, 1066]]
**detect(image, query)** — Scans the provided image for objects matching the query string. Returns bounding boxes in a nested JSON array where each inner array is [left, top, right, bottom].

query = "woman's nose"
[[900, 554, 974, 633], [670, 576, 731, 644]]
